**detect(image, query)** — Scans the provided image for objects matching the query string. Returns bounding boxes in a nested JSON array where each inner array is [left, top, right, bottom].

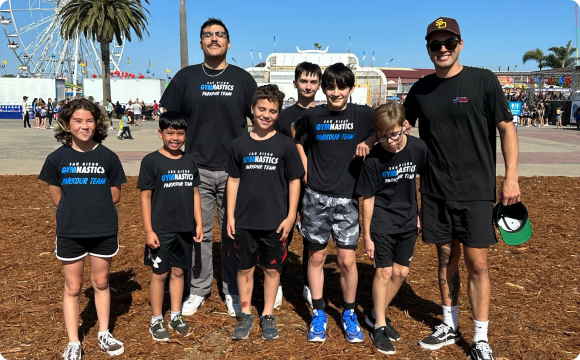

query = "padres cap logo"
[[436, 19, 447, 29]]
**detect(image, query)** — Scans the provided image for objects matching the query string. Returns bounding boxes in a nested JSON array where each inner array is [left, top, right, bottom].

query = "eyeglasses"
[[201, 31, 227, 39], [377, 128, 403, 142], [427, 38, 460, 52]]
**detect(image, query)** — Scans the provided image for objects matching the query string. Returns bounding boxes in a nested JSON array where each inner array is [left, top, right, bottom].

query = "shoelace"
[[237, 315, 253, 328], [311, 313, 326, 332], [343, 311, 360, 333], [261, 316, 275, 328], [64, 344, 81, 360], [374, 327, 389, 342], [100, 333, 120, 347], [431, 323, 451, 338], [475, 342, 493, 359]]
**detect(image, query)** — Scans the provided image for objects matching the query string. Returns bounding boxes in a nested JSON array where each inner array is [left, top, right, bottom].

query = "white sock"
[[442, 305, 458, 330], [68, 341, 81, 346], [473, 320, 489, 343], [151, 315, 163, 325], [170, 311, 181, 321], [97, 329, 109, 337]]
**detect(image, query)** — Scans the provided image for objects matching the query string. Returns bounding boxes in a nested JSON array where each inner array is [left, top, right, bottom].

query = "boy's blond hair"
[[371, 101, 406, 134]]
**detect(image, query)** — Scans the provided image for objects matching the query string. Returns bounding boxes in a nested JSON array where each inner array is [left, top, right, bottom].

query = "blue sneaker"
[[340, 309, 364, 343], [307, 309, 328, 342]]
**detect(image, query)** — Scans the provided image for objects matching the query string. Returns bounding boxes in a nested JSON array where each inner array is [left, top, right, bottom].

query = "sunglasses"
[[427, 38, 460, 52], [201, 31, 227, 39]]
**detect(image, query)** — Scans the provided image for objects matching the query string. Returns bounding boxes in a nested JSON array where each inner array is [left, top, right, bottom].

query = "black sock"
[[343, 301, 356, 310], [312, 298, 325, 310]]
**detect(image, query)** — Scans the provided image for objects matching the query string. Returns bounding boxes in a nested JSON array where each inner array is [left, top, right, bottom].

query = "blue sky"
[[1, 0, 579, 78]]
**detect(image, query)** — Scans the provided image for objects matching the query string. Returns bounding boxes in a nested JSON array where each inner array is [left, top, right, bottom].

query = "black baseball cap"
[[493, 202, 532, 246], [425, 17, 461, 40], [23, 96, 28, 99]]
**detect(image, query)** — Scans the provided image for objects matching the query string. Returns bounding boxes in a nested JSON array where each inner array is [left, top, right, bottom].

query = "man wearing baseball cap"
[[404, 17, 520, 360]]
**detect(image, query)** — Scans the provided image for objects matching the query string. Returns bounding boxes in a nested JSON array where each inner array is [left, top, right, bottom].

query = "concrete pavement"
[[0, 118, 579, 176]]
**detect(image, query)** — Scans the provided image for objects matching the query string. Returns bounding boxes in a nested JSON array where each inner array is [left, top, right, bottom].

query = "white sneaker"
[[274, 286, 283, 310], [225, 294, 241, 317], [303, 285, 313, 309], [181, 294, 205, 316]]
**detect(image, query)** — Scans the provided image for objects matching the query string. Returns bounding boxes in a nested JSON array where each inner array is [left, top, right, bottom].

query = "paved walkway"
[[0, 118, 579, 176]]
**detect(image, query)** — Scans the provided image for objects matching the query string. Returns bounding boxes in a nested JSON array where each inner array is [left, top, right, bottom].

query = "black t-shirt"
[[160, 64, 257, 171], [39, 145, 127, 238], [403, 66, 513, 201], [137, 151, 201, 234], [294, 103, 373, 198], [226, 132, 305, 230], [355, 136, 428, 234], [275, 104, 306, 137]]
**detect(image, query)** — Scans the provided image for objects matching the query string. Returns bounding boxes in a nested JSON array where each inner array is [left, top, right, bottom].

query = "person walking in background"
[[152, 100, 160, 121], [556, 107, 563, 129], [119, 111, 134, 140], [22, 96, 31, 129], [32, 97, 39, 129]]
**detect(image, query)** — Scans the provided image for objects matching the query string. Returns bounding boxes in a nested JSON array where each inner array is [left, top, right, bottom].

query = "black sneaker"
[[259, 315, 279, 340], [232, 313, 254, 340], [63, 342, 82, 360], [365, 311, 401, 341], [371, 326, 396, 355], [470, 340, 495, 360], [168, 314, 192, 337], [149, 319, 171, 341], [418, 322, 460, 350]]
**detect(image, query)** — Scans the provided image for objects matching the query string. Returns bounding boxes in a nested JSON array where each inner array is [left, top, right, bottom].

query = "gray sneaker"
[[98, 332, 124, 356], [168, 314, 192, 337], [63, 342, 82, 360], [259, 315, 279, 340], [149, 319, 171, 342], [232, 313, 254, 340]]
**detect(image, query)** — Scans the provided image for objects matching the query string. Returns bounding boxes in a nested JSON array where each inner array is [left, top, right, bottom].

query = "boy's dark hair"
[[159, 111, 188, 131], [295, 62, 322, 81], [54, 98, 109, 146], [251, 84, 285, 111], [321, 63, 355, 89], [200, 18, 229, 40]]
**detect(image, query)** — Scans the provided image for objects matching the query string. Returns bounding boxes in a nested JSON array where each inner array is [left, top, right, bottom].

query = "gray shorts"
[[297, 187, 360, 250]]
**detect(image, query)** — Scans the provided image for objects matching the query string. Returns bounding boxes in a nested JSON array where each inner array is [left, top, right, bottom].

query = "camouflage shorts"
[[297, 187, 360, 250]]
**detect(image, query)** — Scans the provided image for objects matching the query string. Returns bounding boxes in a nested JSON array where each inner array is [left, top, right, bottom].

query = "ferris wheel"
[[0, 0, 124, 81]]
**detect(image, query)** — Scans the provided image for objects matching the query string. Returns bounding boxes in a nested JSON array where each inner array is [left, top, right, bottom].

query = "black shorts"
[[371, 231, 417, 268], [421, 194, 497, 248], [55, 235, 119, 261], [144, 232, 193, 274], [234, 228, 288, 271]]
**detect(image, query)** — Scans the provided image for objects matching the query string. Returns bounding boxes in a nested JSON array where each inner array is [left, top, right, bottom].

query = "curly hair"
[[54, 98, 109, 146], [251, 84, 285, 111]]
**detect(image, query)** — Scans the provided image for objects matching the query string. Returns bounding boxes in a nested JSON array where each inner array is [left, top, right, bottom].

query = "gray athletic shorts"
[[297, 187, 360, 250]]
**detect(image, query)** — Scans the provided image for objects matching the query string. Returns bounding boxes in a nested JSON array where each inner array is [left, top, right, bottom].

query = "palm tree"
[[544, 40, 577, 68], [59, 0, 150, 103], [314, 42, 321, 50], [179, 0, 188, 68], [522, 48, 545, 71]]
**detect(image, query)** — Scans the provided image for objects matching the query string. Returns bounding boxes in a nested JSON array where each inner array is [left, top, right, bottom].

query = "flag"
[[372, 51, 375, 61], [149, 59, 151, 68], [127, 56, 130, 65], [536, 77, 541, 85], [507, 66, 510, 72], [559, 77, 564, 85], [273, 36, 276, 46], [250, 50, 253, 59], [397, 77, 402, 93], [362, 51, 366, 61], [259, 51, 262, 61]]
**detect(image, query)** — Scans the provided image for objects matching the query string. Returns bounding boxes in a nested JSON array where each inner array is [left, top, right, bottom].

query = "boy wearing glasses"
[[404, 17, 519, 360], [161, 18, 257, 318], [292, 63, 373, 343], [355, 102, 427, 354]]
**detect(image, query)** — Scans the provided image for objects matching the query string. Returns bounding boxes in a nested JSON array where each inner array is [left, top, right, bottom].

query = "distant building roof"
[[380, 68, 435, 89]]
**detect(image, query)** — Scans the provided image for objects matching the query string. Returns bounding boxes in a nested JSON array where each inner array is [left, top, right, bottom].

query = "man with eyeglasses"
[[403, 17, 520, 360], [161, 17, 257, 318]]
